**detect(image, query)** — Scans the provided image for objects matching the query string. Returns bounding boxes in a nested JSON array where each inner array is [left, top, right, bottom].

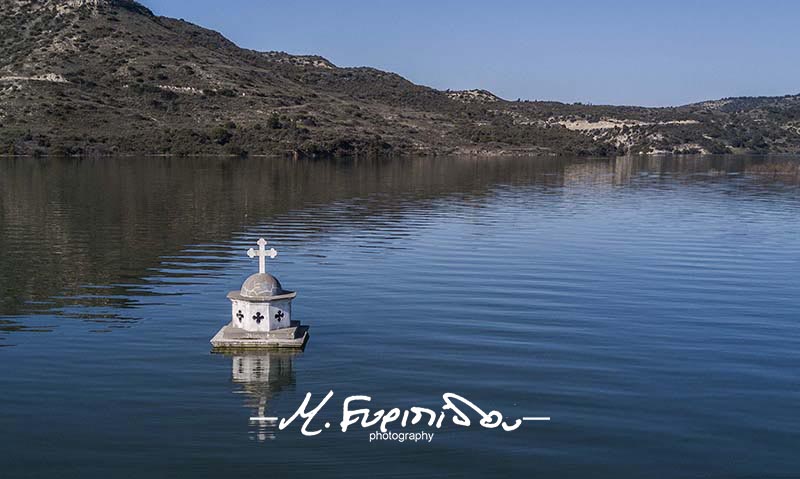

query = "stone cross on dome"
[[247, 238, 277, 274]]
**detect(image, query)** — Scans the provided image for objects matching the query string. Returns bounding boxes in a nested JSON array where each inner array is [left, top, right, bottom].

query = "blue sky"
[[140, 0, 800, 106]]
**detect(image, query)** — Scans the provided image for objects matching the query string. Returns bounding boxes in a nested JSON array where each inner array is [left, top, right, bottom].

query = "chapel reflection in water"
[[218, 349, 299, 442]]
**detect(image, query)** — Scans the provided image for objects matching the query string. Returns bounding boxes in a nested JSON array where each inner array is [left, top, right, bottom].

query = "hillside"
[[2, 0, 800, 157]]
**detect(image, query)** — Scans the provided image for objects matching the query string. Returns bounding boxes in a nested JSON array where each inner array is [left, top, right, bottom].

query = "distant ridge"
[[1, 0, 799, 157]]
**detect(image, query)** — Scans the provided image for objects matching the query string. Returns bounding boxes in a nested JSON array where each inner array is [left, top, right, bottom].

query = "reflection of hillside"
[[0, 156, 561, 321], [562, 156, 800, 186], [220, 350, 299, 442], [563, 160, 615, 186], [745, 160, 800, 180], [1, 155, 797, 335]]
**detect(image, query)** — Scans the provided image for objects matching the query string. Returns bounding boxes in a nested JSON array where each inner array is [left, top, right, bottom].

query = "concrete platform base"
[[210, 322, 309, 349]]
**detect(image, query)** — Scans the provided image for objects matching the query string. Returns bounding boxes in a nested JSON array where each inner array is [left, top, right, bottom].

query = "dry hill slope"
[[2, 0, 800, 157]]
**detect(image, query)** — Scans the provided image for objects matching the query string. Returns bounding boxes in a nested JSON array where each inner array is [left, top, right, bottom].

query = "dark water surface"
[[1, 156, 798, 478]]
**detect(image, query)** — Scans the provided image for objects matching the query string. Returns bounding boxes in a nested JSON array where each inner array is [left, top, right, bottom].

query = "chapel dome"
[[240, 273, 286, 298]]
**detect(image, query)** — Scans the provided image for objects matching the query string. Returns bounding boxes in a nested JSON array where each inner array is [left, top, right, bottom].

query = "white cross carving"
[[247, 238, 277, 274]]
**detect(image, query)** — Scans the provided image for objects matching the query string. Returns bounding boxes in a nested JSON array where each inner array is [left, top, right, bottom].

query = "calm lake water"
[[1, 156, 798, 478]]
